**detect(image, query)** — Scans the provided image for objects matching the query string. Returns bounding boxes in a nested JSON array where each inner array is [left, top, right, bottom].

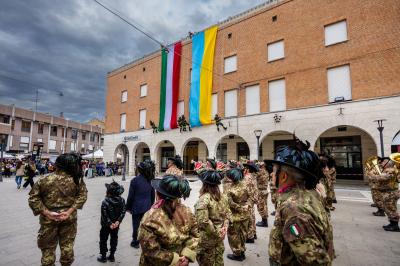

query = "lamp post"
[[254, 130, 262, 161], [374, 119, 386, 158], [122, 139, 128, 181], [0, 135, 7, 182]]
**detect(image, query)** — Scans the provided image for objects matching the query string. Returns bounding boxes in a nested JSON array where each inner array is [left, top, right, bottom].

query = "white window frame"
[[20, 136, 30, 143], [177, 101, 185, 118], [211, 93, 218, 118], [327, 64, 352, 102], [224, 55, 237, 74], [268, 79, 286, 112], [245, 85, 260, 115], [49, 140, 57, 150], [324, 20, 348, 46], [139, 109, 146, 129], [121, 90, 128, 103], [267, 40, 285, 62], [224, 89, 238, 117], [140, 84, 148, 97], [120, 113, 126, 132]]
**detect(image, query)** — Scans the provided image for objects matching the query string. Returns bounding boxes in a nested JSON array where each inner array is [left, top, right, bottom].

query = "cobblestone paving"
[[0, 176, 399, 266]]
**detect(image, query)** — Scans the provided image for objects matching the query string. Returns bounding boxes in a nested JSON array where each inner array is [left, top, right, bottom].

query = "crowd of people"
[[23, 135, 399, 266]]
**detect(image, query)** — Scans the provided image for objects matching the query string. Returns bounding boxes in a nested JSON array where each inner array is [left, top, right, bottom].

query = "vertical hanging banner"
[[159, 42, 182, 131], [189, 26, 218, 127]]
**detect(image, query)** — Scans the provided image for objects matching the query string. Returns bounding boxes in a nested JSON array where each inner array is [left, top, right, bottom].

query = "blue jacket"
[[126, 174, 155, 215]]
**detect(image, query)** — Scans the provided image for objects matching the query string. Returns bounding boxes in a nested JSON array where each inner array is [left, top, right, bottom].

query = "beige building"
[[103, 0, 400, 180], [0, 104, 103, 157]]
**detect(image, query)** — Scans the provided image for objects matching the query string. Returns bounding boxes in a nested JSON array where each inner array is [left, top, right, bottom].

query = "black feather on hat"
[[226, 168, 244, 183], [206, 158, 217, 170], [151, 175, 191, 200], [199, 170, 223, 185], [243, 162, 259, 173], [264, 135, 321, 189], [137, 160, 156, 180]]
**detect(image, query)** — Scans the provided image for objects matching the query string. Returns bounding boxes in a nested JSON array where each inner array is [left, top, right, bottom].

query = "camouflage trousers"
[[256, 190, 269, 219], [37, 216, 77, 266], [197, 241, 224, 266], [371, 189, 384, 209], [228, 219, 249, 256], [382, 190, 400, 221], [247, 205, 256, 239], [271, 189, 278, 209]]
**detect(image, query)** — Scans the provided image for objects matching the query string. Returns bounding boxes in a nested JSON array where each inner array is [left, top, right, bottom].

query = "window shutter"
[[49, 140, 56, 150], [139, 110, 146, 128], [212, 93, 218, 118], [327, 65, 352, 102], [140, 84, 148, 97], [224, 55, 237, 73], [246, 85, 260, 115], [269, 79, 286, 112], [177, 101, 185, 118], [121, 91, 128, 102], [325, 20, 348, 46], [120, 113, 126, 131], [268, 40, 285, 61], [224, 90, 237, 117]]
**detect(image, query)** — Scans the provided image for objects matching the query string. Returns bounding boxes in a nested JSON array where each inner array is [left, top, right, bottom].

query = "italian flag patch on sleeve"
[[289, 224, 301, 237]]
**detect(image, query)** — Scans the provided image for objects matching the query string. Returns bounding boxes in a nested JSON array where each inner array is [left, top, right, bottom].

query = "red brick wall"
[[105, 0, 400, 133]]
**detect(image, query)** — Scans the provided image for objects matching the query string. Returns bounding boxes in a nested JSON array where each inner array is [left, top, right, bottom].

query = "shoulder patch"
[[289, 223, 301, 237]]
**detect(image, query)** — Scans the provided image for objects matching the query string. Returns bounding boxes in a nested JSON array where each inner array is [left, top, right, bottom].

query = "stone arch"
[[114, 143, 129, 175], [154, 140, 176, 173], [259, 130, 294, 160], [181, 137, 209, 174], [214, 134, 250, 162], [131, 142, 151, 173], [314, 125, 378, 180]]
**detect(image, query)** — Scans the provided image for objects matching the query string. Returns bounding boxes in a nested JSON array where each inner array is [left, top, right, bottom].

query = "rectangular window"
[[246, 85, 260, 115], [140, 84, 148, 97], [37, 138, 43, 143], [89, 144, 93, 151], [61, 128, 65, 138], [327, 64, 352, 102], [268, 79, 286, 112], [20, 136, 29, 144], [211, 93, 218, 118], [0, 114, 10, 124], [50, 125, 57, 137], [268, 40, 285, 62], [49, 140, 56, 150], [325, 20, 348, 46], [139, 109, 146, 129], [38, 123, 44, 134], [21, 121, 31, 133], [90, 133, 95, 142], [71, 129, 78, 139], [70, 142, 76, 151], [121, 90, 128, 102], [177, 101, 185, 118], [81, 132, 86, 140], [9, 135, 13, 147], [224, 90, 237, 117], [120, 113, 126, 132], [216, 143, 227, 162], [224, 55, 237, 74], [11, 119, 15, 130]]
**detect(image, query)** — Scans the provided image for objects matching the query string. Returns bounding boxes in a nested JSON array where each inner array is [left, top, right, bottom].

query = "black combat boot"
[[97, 254, 107, 263], [254, 234, 257, 239], [383, 220, 400, 232], [373, 208, 385, 216], [107, 252, 115, 262], [241, 251, 246, 260], [332, 198, 337, 204], [227, 253, 245, 261], [256, 218, 268, 227], [246, 238, 255, 243], [130, 240, 140, 249]]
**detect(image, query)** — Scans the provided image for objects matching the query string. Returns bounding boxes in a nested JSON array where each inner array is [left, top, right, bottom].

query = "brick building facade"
[[104, 0, 400, 180]]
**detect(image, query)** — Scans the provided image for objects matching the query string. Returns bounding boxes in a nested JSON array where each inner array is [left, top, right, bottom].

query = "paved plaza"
[[0, 176, 399, 266]]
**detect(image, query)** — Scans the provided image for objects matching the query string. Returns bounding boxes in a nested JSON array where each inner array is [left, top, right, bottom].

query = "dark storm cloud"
[[0, 0, 264, 122]]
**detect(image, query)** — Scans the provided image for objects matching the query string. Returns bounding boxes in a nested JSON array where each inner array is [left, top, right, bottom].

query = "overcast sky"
[[0, 0, 265, 122]]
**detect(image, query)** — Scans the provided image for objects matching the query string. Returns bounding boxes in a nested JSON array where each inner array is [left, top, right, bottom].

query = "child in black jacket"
[[97, 181, 126, 263]]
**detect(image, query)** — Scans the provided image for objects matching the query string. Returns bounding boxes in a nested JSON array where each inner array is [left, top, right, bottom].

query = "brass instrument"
[[389, 153, 400, 183], [365, 156, 382, 175]]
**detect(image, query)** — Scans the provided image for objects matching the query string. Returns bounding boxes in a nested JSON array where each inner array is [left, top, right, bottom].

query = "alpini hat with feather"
[[151, 175, 191, 200], [264, 135, 321, 189], [167, 155, 183, 170], [199, 170, 223, 185]]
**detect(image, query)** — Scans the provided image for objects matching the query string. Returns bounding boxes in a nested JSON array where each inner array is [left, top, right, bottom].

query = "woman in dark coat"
[[126, 160, 155, 248]]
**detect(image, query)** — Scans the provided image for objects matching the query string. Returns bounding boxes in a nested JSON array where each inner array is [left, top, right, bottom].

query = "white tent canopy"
[[82, 149, 103, 159], [2, 153, 16, 159]]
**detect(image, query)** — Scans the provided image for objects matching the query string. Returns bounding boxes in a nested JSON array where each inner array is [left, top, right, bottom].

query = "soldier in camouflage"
[[28, 153, 88, 266], [256, 162, 269, 227], [138, 175, 199, 265], [195, 169, 232, 266], [243, 162, 259, 243], [369, 160, 400, 232], [266, 137, 335, 266], [225, 168, 250, 261], [166, 155, 184, 176]]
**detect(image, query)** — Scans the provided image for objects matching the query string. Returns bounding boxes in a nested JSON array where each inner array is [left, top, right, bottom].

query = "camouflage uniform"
[[269, 187, 334, 265], [226, 180, 250, 256], [383, 189, 400, 222], [323, 168, 335, 209], [195, 193, 232, 266], [270, 173, 278, 210], [328, 168, 337, 200], [28, 173, 88, 266], [367, 169, 384, 209], [369, 169, 396, 211], [138, 203, 199, 266], [165, 165, 183, 176], [222, 176, 232, 193], [244, 173, 258, 239], [256, 169, 269, 219]]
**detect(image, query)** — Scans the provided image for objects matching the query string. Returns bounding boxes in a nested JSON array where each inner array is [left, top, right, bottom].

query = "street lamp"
[[254, 129, 262, 161], [374, 119, 386, 158], [0, 135, 7, 182], [122, 139, 128, 181]]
